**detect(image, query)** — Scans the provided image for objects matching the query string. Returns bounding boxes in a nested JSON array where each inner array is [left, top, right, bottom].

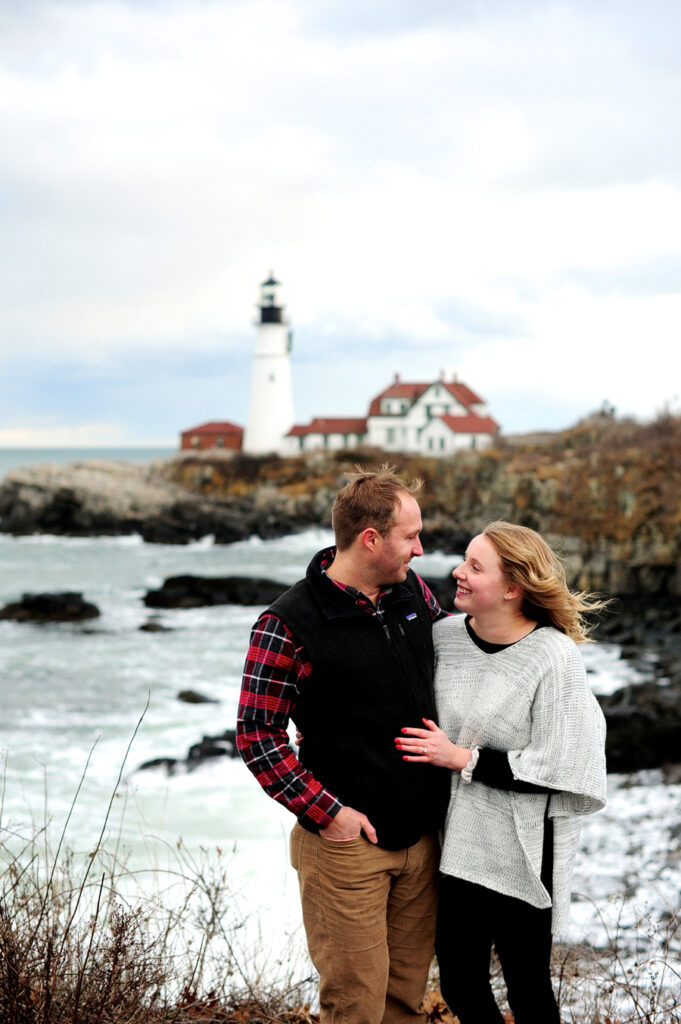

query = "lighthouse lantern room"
[[242, 273, 295, 454]]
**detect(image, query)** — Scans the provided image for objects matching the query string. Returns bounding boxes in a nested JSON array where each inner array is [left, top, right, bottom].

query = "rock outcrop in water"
[[0, 591, 100, 622], [144, 575, 289, 608], [137, 728, 240, 775]]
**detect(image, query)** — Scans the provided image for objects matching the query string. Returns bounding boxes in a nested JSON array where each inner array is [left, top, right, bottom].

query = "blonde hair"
[[482, 521, 606, 644], [332, 465, 423, 551]]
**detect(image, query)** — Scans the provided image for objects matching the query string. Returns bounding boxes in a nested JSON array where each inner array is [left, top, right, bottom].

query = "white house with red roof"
[[285, 372, 499, 456], [286, 417, 368, 451]]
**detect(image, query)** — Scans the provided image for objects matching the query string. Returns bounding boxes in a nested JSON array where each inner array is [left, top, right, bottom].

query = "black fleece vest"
[[268, 554, 451, 850]]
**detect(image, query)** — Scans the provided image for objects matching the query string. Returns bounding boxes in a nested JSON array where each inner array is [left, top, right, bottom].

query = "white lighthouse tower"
[[243, 273, 295, 455]]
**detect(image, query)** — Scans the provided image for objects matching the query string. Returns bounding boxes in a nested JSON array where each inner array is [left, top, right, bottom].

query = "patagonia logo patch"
[[405, 612, 418, 621]]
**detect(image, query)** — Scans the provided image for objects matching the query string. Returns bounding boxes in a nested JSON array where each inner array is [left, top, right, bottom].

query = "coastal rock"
[[137, 729, 238, 776], [138, 756, 179, 774], [420, 518, 469, 557], [187, 730, 238, 765], [0, 460, 296, 544], [177, 689, 219, 704], [144, 575, 289, 608], [0, 461, 177, 537], [575, 595, 681, 775], [598, 681, 681, 774], [0, 591, 100, 622], [0, 457, 323, 544]]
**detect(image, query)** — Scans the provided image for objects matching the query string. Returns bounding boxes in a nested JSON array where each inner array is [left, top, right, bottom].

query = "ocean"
[[0, 448, 679, 1009], [0, 446, 176, 475]]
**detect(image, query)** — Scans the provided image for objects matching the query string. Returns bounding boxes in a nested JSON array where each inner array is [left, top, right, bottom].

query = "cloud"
[[0, 0, 680, 443], [0, 422, 130, 448]]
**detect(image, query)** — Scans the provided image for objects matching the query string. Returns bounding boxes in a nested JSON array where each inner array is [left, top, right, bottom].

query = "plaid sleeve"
[[236, 612, 342, 830], [414, 572, 449, 621]]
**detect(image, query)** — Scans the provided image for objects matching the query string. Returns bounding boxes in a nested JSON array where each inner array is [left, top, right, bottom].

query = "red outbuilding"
[[180, 421, 244, 451]]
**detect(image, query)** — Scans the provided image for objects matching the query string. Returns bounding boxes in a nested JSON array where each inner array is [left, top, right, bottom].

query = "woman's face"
[[452, 533, 514, 616]]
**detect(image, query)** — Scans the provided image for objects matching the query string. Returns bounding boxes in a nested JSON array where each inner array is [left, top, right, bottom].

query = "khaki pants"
[[290, 824, 439, 1024]]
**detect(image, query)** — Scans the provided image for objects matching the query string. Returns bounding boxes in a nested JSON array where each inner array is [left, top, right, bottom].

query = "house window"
[[386, 428, 395, 443], [428, 438, 434, 450], [439, 437, 445, 451]]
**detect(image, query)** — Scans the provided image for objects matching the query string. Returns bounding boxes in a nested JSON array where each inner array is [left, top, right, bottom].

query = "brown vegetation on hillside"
[[167, 412, 681, 549]]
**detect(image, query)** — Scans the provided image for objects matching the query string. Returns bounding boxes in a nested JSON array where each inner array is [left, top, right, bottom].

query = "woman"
[[395, 521, 607, 1024]]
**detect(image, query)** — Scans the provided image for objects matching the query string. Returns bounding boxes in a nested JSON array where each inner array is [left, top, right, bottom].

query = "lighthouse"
[[243, 273, 295, 455]]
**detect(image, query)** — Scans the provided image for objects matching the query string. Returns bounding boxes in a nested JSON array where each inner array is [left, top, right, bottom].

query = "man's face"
[[373, 494, 424, 584]]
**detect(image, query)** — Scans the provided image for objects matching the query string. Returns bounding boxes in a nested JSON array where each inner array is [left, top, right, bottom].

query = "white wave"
[[416, 551, 462, 575], [11, 532, 144, 547], [186, 534, 216, 549], [582, 642, 650, 695], [229, 528, 334, 553]]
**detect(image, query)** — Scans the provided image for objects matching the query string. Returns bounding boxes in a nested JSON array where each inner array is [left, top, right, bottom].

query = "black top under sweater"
[[464, 616, 554, 893]]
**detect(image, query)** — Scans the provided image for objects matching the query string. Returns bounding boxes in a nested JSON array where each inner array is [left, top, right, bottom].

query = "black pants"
[[435, 874, 560, 1024]]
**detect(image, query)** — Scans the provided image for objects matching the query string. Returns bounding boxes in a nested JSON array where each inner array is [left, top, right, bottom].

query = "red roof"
[[441, 381, 484, 407], [367, 379, 485, 417], [367, 382, 431, 416], [287, 417, 367, 437], [181, 421, 243, 436], [437, 413, 499, 435]]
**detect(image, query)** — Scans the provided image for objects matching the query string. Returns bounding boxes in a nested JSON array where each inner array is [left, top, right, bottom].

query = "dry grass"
[[0, 826, 318, 1024], [0, 705, 314, 1024], [2, 827, 680, 1024], [1, 707, 679, 1024]]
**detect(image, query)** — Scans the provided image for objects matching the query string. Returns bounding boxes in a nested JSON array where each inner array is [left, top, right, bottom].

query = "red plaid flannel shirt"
[[236, 553, 444, 831]]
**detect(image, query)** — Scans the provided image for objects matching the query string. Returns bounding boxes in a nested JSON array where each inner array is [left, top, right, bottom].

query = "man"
[[237, 467, 450, 1024]]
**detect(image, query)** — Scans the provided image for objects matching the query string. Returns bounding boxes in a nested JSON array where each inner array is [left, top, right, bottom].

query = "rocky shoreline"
[[2, 416, 681, 601], [0, 457, 327, 545]]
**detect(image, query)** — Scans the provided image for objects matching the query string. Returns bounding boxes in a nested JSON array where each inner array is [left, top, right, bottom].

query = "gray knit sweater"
[[433, 614, 606, 936]]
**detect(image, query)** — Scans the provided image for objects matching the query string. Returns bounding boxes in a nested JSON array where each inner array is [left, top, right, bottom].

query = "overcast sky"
[[1, 0, 680, 446]]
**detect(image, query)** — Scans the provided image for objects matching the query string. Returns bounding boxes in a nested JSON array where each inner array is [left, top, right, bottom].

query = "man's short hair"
[[331, 465, 423, 551]]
